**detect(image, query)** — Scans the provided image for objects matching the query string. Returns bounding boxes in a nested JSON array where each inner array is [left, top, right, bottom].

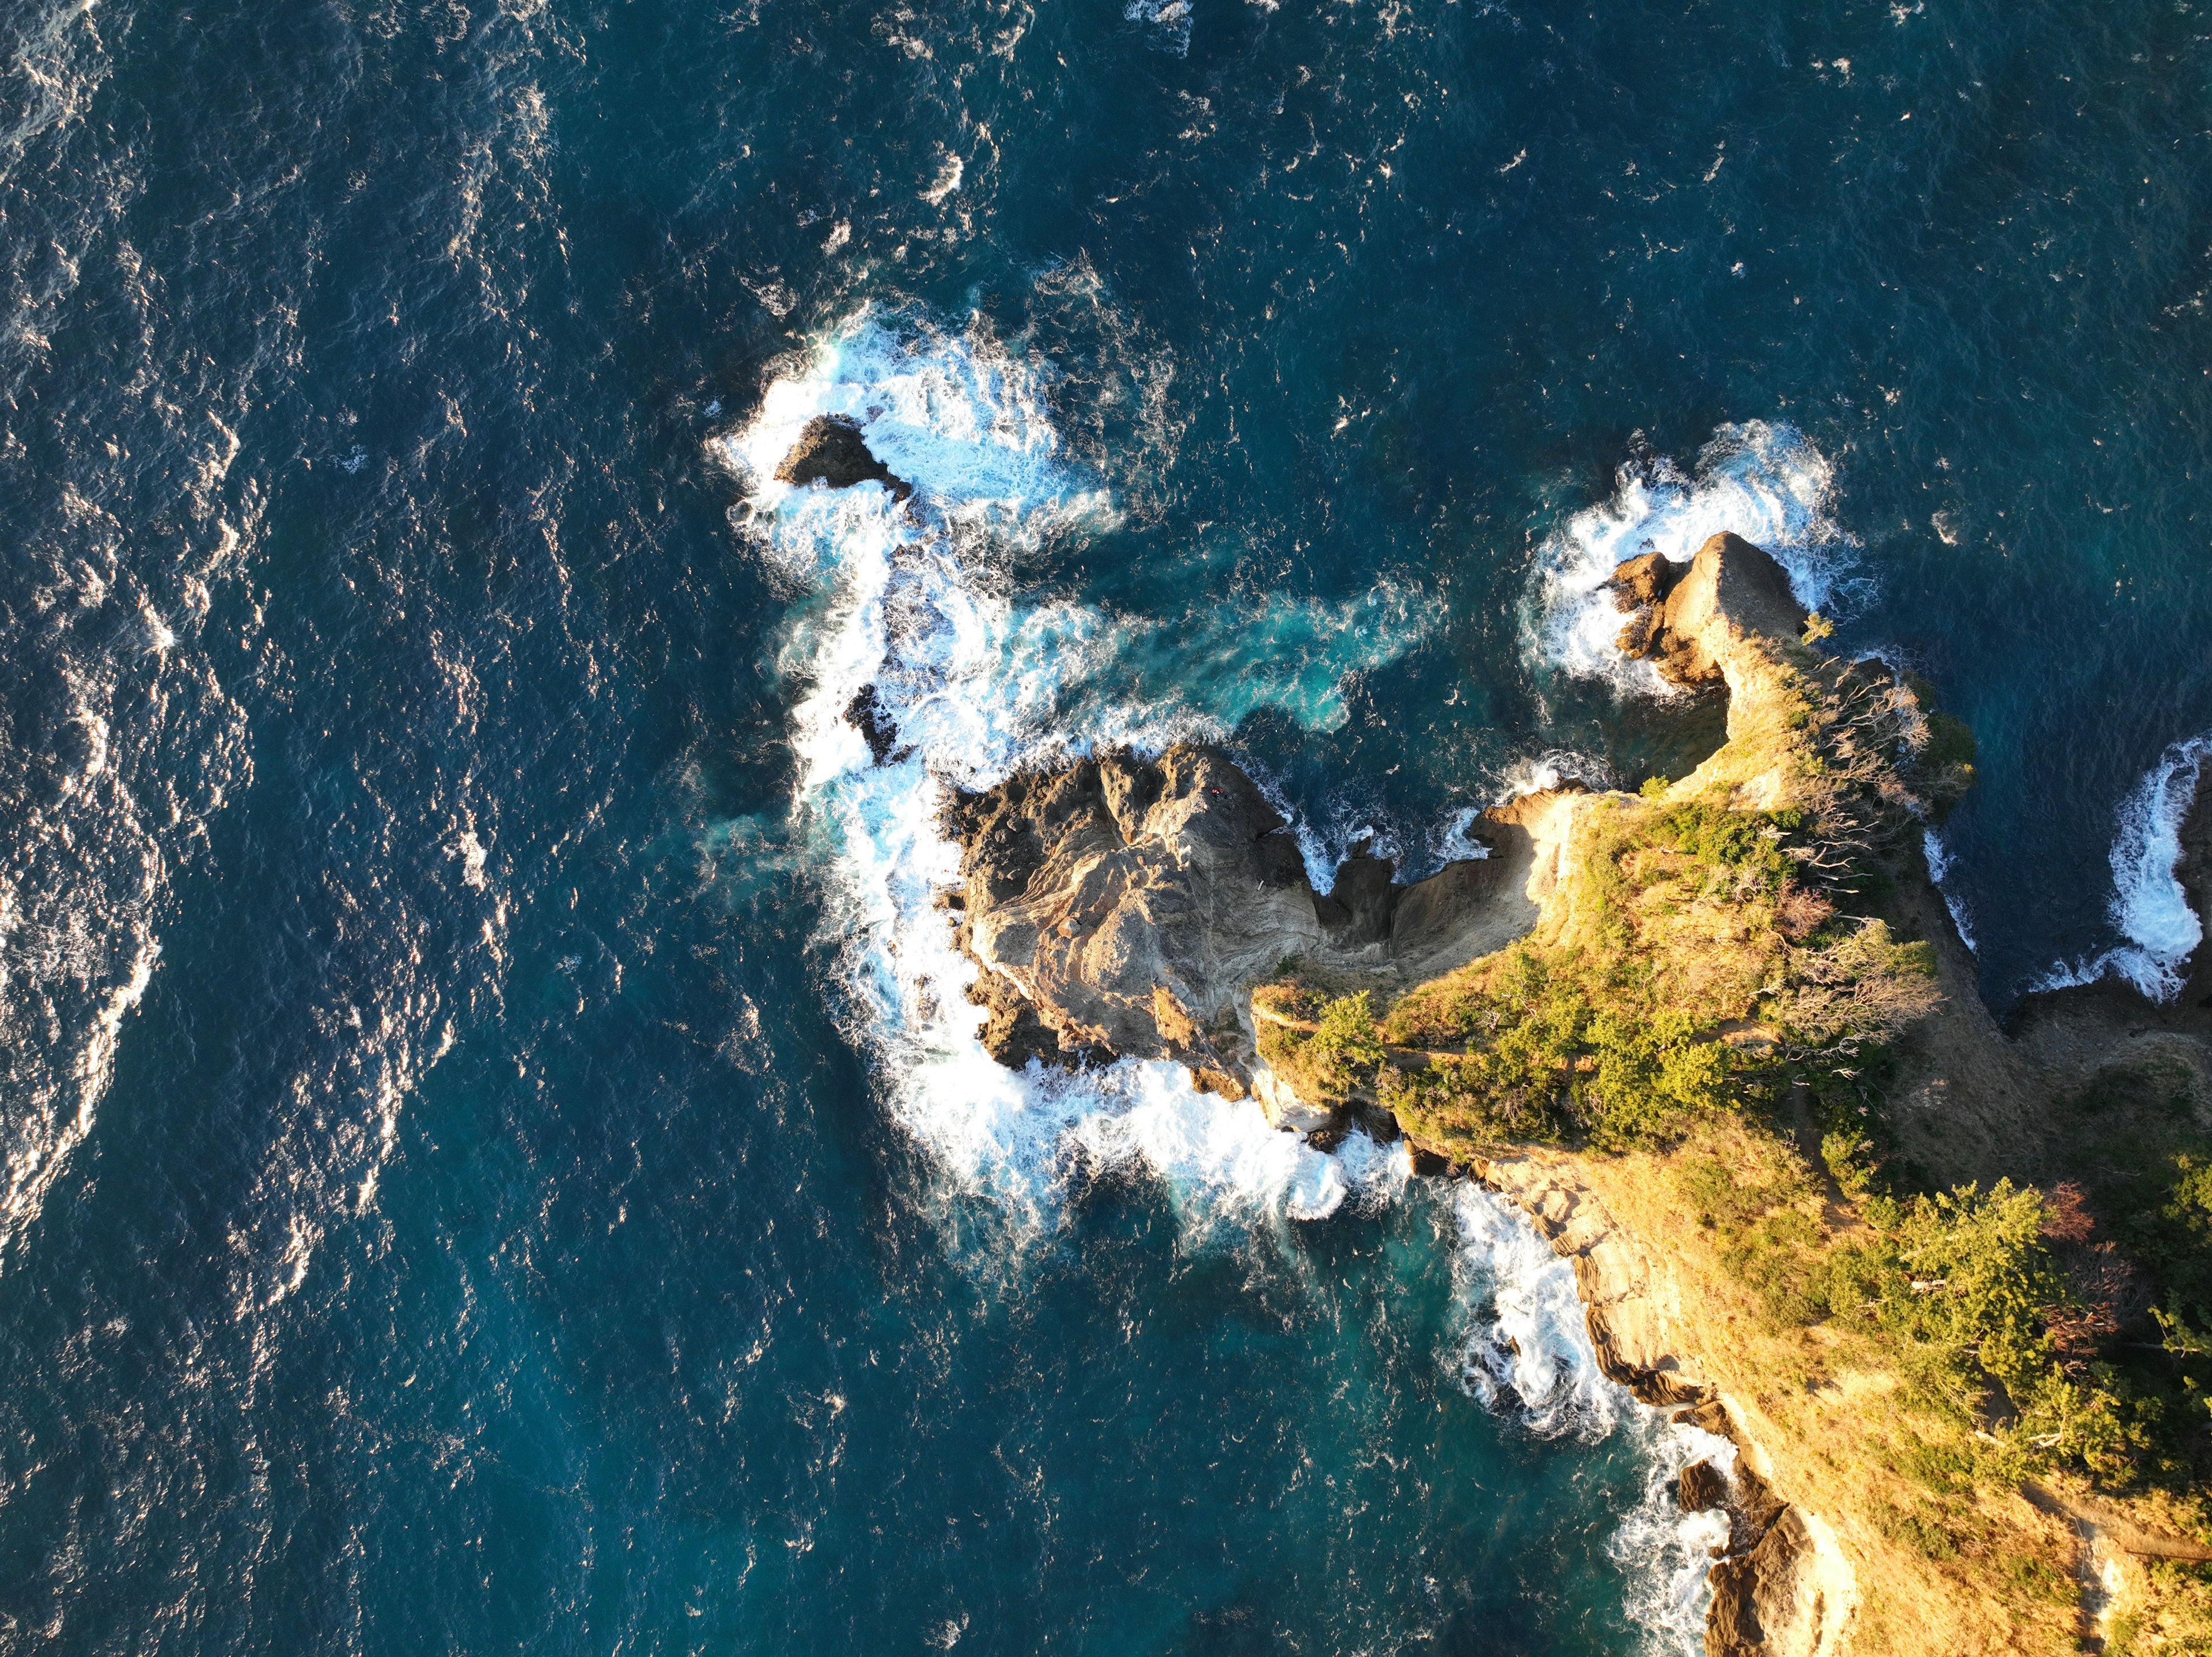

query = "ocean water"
[[6, 0, 2212, 1650]]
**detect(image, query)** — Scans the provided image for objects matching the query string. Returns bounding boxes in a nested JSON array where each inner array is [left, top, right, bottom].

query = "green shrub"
[[1306, 992, 1384, 1093]]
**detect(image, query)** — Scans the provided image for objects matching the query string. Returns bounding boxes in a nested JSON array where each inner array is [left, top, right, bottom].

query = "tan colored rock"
[[945, 742, 1580, 1081], [1706, 1509, 1855, 1657]]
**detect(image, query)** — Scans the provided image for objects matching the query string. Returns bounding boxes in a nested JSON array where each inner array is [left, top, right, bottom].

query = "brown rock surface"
[[1706, 1510, 1836, 1657], [1656, 532, 1808, 685], [1679, 1458, 1730, 1515], [944, 744, 1580, 1077]]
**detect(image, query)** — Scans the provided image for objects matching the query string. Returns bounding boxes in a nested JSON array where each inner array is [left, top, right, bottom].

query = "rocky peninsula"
[[799, 426, 2212, 1655]]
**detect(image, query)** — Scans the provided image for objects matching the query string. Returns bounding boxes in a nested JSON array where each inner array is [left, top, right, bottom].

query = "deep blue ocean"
[[6, 0, 2212, 1650]]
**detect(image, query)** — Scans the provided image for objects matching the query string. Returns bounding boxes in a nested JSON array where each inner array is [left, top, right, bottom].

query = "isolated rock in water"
[[844, 684, 899, 765], [774, 414, 913, 500]]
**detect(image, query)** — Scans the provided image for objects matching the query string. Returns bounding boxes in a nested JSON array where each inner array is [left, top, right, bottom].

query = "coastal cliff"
[[775, 413, 2212, 1654], [923, 529, 2212, 1655]]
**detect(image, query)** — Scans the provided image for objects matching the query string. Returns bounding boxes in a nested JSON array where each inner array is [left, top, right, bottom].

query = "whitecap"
[[2036, 731, 2212, 1002], [1611, 1419, 1740, 1655], [1922, 828, 1977, 955], [1125, 0, 1193, 55], [1527, 422, 1863, 696], [1448, 1182, 1624, 1440], [1446, 1180, 1728, 1650]]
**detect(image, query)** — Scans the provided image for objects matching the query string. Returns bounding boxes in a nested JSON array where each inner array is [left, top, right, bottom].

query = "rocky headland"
[[792, 424, 2212, 1655]]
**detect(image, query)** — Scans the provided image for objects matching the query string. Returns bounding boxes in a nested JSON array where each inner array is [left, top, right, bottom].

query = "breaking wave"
[[2036, 732, 2212, 1002], [723, 309, 1728, 1645], [1446, 1184, 1729, 1651], [1528, 422, 1863, 696]]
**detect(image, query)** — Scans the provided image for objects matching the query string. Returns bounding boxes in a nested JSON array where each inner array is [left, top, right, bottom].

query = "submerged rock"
[[774, 414, 913, 500]]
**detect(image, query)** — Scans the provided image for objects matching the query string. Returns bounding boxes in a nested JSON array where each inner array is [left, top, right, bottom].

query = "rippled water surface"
[[5, 0, 2211, 1649]]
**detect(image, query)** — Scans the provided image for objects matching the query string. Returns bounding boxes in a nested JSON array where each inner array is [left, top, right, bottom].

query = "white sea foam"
[[1433, 806, 1494, 866], [2036, 733, 2212, 1002], [1499, 748, 1613, 799], [1124, 0, 1193, 55], [1923, 829, 1977, 955], [730, 312, 1726, 1639], [1528, 421, 1862, 696], [1446, 1181, 1728, 1650], [717, 310, 1421, 1228], [1449, 1182, 1625, 1440], [1612, 1420, 1740, 1655]]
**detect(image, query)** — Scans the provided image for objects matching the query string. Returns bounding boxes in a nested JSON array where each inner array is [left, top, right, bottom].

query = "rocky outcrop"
[[1609, 532, 1807, 691], [1707, 1509, 1855, 1657], [941, 745, 1581, 1080], [774, 414, 913, 499], [1679, 1458, 1731, 1514], [933, 524, 2212, 1652], [935, 530, 1861, 1650], [1478, 1152, 1684, 1397]]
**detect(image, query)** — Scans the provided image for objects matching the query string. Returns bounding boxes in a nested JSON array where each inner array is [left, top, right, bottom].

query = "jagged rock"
[[844, 684, 899, 765], [1705, 1509, 1832, 1657], [1609, 550, 1688, 657], [774, 415, 914, 500], [1673, 1396, 1733, 1437], [964, 956, 1076, 1070], [1610, 549, 1686, 609], [1725, 1462, 1790, 1557], [944, 746, 1319, 1071], [1611, 532, 1806, 689], [1679, 1459, 1730, 1514], [1630, 1368, 1707, 1408], [944, 743, 1578, 1080]]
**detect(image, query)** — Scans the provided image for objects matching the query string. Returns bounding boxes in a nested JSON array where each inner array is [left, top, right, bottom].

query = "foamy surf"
[[1923, 829, 1978, 955], [725, 312, 1730, 1644], [2035, 731, 2212, 1002], [1447, 1182, 1733, 1651], [1445, 1182, 1728, 1652], [1528, 421, 1863, 695], [715, 309, 1423, 1228]]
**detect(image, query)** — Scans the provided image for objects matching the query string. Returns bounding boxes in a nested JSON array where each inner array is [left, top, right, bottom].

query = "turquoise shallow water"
[[4, 0, 2212, 1649]]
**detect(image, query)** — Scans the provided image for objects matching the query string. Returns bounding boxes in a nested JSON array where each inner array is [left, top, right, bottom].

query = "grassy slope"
[[1253, 613, 2212, 1652]]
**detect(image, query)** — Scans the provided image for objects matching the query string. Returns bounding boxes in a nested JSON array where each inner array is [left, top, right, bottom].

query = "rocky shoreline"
[[924, 532, 1884, 1654], [787, 423, 2212, 1655]]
